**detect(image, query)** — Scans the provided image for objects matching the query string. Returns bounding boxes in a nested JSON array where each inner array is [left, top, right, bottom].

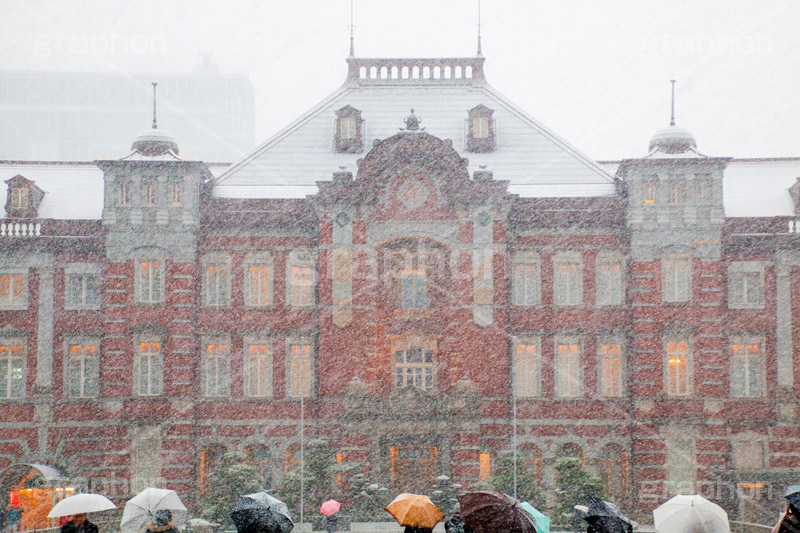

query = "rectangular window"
[[514, 342, 540, 397], [0, 344, 25, 399], [144, 182, 156, 205], [598, 342, 623, 397], [669, 181, 684, 204], [245, 343, 272, 398], [644, 180, 656, 204], [663, 257, 691, 302], [479, 453, 491, 481], [287, 343, 312, 398], [395, 347, 435, 391], [595, 260, 623, 306], [555, 260, 582, 306], [67, 344, 99, 398], [666, 436, 694, 495], [289, 265, 314, 307], [203, 344, 230, 397], [168, 182, 181, 206], [728, 266, 764, 309], [137, 261, 163, 304], [131, 430, 161, 493], [666, 339, 690, 395], [246, 265, 272, 307], [731, 341, 764, 397], [66, 273, 100, 309], [0, 273, 26, 308], [204, 264, 230, 306], [695, 178, 711, 204], [117, 182, 130, 206], [401, 270, 427, 309], [339, 117, 357, 139], [513, 263, 540, 306], [473, 117, 490, 139], [135, 342, 163, 396], [11, 188, 28, 209], [555, 339, 582, 397]]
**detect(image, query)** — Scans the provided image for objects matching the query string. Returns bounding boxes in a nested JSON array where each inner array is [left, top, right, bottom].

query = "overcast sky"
[[2, 0, 799, 160]]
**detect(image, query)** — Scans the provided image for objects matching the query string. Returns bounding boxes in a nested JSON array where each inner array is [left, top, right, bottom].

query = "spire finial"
[[670, 79, 676, 127], [348, 0, 355, 57], [476, 0, 483, 56], [151, 82, 158, 129]]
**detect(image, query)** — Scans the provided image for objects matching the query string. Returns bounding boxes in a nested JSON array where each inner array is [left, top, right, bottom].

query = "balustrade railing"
[[1, 220, 42, 236], [346, 57, 485, 85]]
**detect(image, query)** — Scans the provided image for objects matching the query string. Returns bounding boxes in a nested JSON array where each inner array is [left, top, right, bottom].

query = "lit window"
[[204, 263, 230, 306], [479, 453, 491, 481], [598, 343, 622, 397], [168, 182, 181, 206], [395, 347, 434, 391], [10, 188, 28, 209], [0, 273, 27, 308], [135, 342, 162, 396], [596, 260, 623, 306], [246, 265, 272, 306], [513, 261, 540, 306], [555, 340, 582, 397], [289, 265, 314, 307], [643, 180, 657, 204], [401, 270, 427, 310], [66, 272, 100, 309], [666, 340, 690, 395], [117, 182, 131, 206], [67, 344, 98, 398], [245, 343, 272, 398], [287, 343, 312, 398], [663, 257, 691, 302], [473, 117, 490, 139], [514, 342, 540, 397], [555, 260, 582, 306], [731, 342, 764, 398], [203, 343, 230, 397], [0, 344, 25, 399], [137, 261, 163, 304], [144, 182, 156, 205], [339, 117, 357, 139]]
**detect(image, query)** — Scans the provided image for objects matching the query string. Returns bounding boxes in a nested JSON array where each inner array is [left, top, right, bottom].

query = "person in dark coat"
[[60, 513, 98, 533], [403, 527, 432, 533], [773, 504, 800, 533], [444, 509, 473, 533], [146, 510, 180, 533]]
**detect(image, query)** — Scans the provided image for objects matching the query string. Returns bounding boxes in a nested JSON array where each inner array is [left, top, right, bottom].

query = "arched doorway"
[[2, 463, 73, 531]]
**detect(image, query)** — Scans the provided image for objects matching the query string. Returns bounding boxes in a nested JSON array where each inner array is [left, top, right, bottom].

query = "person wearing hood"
[[444, 507, 473, 533], [146, 510, 179, 533], [60, 513, 98, 533]]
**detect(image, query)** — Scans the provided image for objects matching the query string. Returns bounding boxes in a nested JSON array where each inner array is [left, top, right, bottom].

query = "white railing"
[[346, 57, 485, 85], [788, 219, 800, 233], [1, 221, 42, 236]]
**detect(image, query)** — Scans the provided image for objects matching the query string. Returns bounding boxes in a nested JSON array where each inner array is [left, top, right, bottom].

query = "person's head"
[[72, 513, 88, 525], [154, 509, 172, 527]]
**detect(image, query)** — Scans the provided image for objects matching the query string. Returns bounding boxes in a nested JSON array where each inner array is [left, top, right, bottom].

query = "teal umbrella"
[[520, 502, 550, 533]]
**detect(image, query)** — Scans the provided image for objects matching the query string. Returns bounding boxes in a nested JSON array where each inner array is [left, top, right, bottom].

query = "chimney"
[[473, 166, 493, 182]]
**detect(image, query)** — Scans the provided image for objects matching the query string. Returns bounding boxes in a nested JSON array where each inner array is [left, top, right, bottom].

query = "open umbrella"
[[584, 497, 633, 533], [48, 494, 117, 518], [654, 495, 729, 533], [320, 500, 341, 517], [231, 493, 294, 533], [385, 493, 445, 530], [458, 491, 537, 533], [520, 502, 550, 533], [121, 488, 187, 533]]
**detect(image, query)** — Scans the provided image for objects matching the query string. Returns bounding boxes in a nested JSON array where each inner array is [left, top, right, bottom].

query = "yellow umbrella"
[[385, 493, 444, 530]]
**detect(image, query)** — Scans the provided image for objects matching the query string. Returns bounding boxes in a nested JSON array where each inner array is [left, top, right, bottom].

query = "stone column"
[[34, 265, 55, 391]]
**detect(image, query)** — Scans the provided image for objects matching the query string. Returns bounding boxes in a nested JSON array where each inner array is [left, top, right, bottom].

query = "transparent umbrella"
[[48, 494, 116, 518], [653, 495, 729, 533], [121, 488, 188, 533]]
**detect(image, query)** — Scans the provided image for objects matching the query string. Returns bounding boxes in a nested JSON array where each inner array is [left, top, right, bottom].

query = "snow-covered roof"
[[0, 161, 230, 219], [214, 57, 618, 199]]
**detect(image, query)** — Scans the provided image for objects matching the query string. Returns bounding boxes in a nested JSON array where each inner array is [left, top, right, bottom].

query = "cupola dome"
[[131, 127, 180, 157], [648, 126, 697, 154]]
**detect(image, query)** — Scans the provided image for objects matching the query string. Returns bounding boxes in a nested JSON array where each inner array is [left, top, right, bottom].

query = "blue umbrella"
[[520, 502, 550, 533]]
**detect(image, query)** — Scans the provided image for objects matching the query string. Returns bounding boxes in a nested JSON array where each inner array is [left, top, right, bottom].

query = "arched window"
[[519, 443, 543, 484], [597, 443, 629, 499], [198, 444, 227, 493], [557, 443, 586, 465], [244, 444, 273, 489], [284, 444, 302, 473]]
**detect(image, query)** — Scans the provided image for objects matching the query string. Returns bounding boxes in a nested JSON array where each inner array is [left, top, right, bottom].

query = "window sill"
[[727, 304, 765, 310], [394, 309, 434, 317], [64, 305, 102, 312], [0, 304, 28, 311]]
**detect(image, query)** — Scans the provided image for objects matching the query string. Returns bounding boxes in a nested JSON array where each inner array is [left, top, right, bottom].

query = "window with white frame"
[[554, 254, 583, 306], [66, 343, 99, 398], [245, 342, 272, 398], [514, 339, 540, 397], [731, 339, 764, 398], [65, 265, 101, 310], [395, 347, 435, 391], [513, 252, 541, 306], [598, 340, 623, 397], [663, 256, 691, 303], [473, 116, 490, 139], [131, 428, 161, 493], [595, 256, 623, 306], [11, 187, 29, 209], [203, 342, 230, 397], [339, 117, 357, 139], [555, 338, 582, 397], [136, 260, 163, 304], [728, 263, 764, 309], [665, 338, 691, 396], [0, 342, 25, 399], [245, 254, 273, 307], [203, 259, 230, 307], [666, 434, 694, 495], [135, 341, 163, 396], [288, 251, 314, 307], [401, 269, 427, 309], [168, 182, 181, 206], [0, 271, 27, 309], [287, 342, 312, 398]]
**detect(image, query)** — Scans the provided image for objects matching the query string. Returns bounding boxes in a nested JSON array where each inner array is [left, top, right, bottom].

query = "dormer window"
[[4, 175, 44, 219], [334, 105, 363, 153], [466, 104, 496, 152]]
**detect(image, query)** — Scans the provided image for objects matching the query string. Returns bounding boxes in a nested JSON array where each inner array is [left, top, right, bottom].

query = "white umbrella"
[[48, 494, 117, 518], [243, 492, 291, 519], [121, 488, 188, 533], [654, 494, 730, 533]]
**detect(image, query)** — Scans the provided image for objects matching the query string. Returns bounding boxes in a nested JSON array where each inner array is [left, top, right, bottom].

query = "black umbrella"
[[786, 486, 800, 512], [231, 496, 294, 533], [584, 497, 632, 533], [458, 491, 537, 533]]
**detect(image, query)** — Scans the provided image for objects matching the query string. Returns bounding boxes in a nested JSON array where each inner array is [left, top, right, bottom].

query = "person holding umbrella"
[[385, 493, 444, 533], [772, 486, 800, 533], [145, 510, 179, 533], [60, 513, 99, 533]]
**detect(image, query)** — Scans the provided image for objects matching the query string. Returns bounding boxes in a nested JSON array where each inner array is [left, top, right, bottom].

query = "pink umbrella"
[[320, 499, 341, 516]]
